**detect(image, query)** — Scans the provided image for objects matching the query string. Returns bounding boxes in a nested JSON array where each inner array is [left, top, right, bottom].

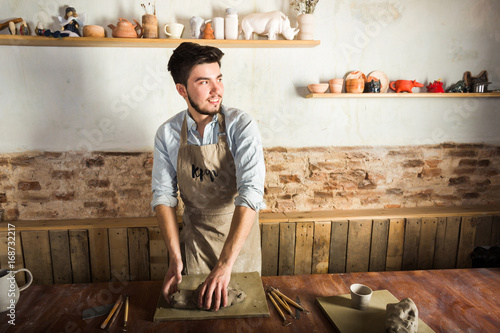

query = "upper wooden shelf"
[[0, 35, 320, 48], [306, 92, 500, 98]]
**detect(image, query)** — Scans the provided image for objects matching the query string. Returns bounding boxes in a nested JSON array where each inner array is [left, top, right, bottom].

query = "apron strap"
[[181, 109, 227, 147]]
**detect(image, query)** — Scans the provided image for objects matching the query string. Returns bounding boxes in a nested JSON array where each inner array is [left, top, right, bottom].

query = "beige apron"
[[177, 111, 261, 275]]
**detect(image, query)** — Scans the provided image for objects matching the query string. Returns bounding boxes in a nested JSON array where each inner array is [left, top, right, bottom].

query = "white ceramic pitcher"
[[0, 268, 33, 312]]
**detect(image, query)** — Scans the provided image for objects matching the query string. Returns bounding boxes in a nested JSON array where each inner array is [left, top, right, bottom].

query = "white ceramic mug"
[[350, 283, 372, 310], [212, 17, 225, 39], [164, 23, 184, 39], [0, 268, 33, 313]]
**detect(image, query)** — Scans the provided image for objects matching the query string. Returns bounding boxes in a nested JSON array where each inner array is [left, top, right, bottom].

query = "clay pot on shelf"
[[346, 79, 365, 93], [308, 83, 329, 94], [83, 25, 105, 37], [108, 18, 143, 38], [329, 79, 344, 93], [297, 14, 314, 40]]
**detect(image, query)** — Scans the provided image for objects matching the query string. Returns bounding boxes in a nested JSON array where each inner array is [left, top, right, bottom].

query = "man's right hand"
[[162, 259, 183, 302]]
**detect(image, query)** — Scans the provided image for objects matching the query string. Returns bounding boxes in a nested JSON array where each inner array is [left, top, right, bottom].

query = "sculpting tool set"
[[141, 2, 156, 15], [99, 294, 130, 330], [266, 285, 309, 326]]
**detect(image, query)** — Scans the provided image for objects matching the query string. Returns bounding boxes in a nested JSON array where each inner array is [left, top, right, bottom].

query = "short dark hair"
[[167, 42, 224, 87]]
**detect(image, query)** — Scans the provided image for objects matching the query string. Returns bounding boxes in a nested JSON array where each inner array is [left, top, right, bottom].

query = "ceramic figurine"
[[426, 79, 445, 93], [8, 21, 16, 35], [190, 16, 204, 39], [19, 21, 29, 35], [389, 80, 424, 93], [35, 22, 45, 36], [365, 79, 381, 93], [240, 11, 299, 40], [202, 22, 215, 39], [464, 70, 489, 92], [447, 80, 469, 93], [58, 6, 86, 37]]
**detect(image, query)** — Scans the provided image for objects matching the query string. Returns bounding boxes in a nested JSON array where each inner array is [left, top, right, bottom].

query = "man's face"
[[179, 62, 224, 116]]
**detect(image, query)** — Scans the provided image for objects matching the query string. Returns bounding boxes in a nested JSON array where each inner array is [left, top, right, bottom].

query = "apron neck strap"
[[180, 108, 226, 145]]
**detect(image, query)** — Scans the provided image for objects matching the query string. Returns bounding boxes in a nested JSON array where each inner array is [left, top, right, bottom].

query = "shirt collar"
[[185, 108, 221, 132]]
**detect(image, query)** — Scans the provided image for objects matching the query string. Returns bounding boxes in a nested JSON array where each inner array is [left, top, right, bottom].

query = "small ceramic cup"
[[346, 79, 365, 93], [350, 284, 372, 310], [329, 79, 344, 93], [164, 23, 184, 39], [212, 17, 225, 39]]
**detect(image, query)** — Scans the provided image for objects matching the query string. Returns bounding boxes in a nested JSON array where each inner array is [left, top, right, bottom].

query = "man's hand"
[[162, 259, 183, 303], [197, 264, 231, 311]]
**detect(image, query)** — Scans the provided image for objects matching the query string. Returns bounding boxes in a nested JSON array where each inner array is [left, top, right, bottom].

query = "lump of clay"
[[169, 284, 246, 310], [385, 298, 418, 333]]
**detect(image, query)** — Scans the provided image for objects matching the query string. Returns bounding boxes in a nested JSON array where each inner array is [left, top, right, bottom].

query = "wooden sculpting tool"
[[122, 296, 129, 331], [270, 287, 310, 314], [270, 290, 296, 319], [267, 292, 291, 326], [100, 295, 123, 329], [0, 18, 22, 31], [107, 297, 125, 329]]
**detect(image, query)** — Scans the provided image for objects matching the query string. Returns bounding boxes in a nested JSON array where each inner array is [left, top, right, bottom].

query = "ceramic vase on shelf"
[[297, 13, 314, 40]]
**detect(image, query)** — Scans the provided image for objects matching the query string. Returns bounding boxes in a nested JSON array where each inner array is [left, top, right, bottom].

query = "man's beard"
[[187, 91, 221, 116]]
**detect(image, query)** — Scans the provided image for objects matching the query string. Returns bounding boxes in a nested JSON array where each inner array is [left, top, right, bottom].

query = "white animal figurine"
[[240, 11, 299, 40], [190, 16, 204, 39]]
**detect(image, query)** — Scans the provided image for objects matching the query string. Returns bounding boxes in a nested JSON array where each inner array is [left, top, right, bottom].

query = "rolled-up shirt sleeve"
[[227, 110, 266, 212], [151, 125, 179, 211]]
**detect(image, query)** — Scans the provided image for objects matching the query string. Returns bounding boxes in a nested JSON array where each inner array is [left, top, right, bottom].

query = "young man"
[[151, 42, 265, 311]]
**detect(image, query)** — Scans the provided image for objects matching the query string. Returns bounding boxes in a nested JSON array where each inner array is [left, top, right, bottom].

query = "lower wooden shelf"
[[306, 92, 500, 98], [0, 35, 320, 48]]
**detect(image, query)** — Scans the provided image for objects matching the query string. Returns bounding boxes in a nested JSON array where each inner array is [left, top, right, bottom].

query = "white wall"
[[1, 0, 499, 152]]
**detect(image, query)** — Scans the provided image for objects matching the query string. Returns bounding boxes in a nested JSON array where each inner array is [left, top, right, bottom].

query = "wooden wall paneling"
[[108, 228, 130, 282], [294, 222, 314, 275], [474, 216, 493, 246], [68, 230, 91, 283], [433, 217, 460, 269], [261, 223, 279, 276], [456, 216, 478, 268], [312, 221, 331, 274], [88, 228, 111, 283], [20, 231, 53, 285], [278, 222, 296, 276], [492, 215, 500, 246], [402, 218, 421, 270], [417, 217, 438, 270], [369, 219, 389, 272], [385, 218, 405, 271], [49, 230, 72, 284], [148, 226, 168, 281], [0, 231, 26, 285], [329, 220, 348, 273], [128, 227, 150, 281], [346, 220, 372, 273]]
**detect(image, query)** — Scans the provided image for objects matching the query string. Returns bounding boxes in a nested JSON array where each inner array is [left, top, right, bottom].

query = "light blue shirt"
[[151, 106, 266, 212]]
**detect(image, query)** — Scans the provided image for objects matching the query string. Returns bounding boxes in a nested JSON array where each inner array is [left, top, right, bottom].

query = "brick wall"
[[1, 143, 499, 221]]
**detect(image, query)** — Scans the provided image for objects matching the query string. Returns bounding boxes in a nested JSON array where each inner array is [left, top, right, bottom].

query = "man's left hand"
[[198, 264, 231, 311]]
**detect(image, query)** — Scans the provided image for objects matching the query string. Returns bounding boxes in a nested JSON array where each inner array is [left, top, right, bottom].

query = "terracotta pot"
[[329, 79, 344, 93], [297, 14, 314, 40], [83, 25, 105, 37], [142, 14, 158, 38], [346, 79, 365, 93]]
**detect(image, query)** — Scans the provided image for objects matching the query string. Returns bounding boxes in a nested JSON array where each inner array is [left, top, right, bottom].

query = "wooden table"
[[1, 268, 499, 332]]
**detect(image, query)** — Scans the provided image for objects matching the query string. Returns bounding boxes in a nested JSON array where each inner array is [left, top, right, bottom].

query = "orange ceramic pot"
[[346, 79, 365, 93]]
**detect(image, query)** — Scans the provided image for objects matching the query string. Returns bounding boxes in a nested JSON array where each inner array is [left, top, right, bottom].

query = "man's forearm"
[[215, 205, 256, 271], [155, 205, 182, 264]]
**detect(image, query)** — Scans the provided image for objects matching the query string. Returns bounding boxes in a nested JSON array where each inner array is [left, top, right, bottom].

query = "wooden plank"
[[493, 215, 500, 246], [294, 222, 314, 275], [402, 218, 421, 271], [261, 223, 279, 276], [278, 222, 296, 276], [386, 218, 405, 271], [0, 230, 26, 285], [457, 216, 478, 268], [346, 220, 372, 273], [49, 230, 72, 284], [329, 220, 348, 273], [20, 231, 53, 285], [68, 230, 91, 283], [417, 217, 438, 270], [148, 226, 168, 281], [369, 219, 389, 272], [108, 228, 130, 282], [433, 216, 460, 269], [312, 221, 331, 274], [474, 216, 493, 246], [128, 227, 150, 281], [88, 228, 110, 283]]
